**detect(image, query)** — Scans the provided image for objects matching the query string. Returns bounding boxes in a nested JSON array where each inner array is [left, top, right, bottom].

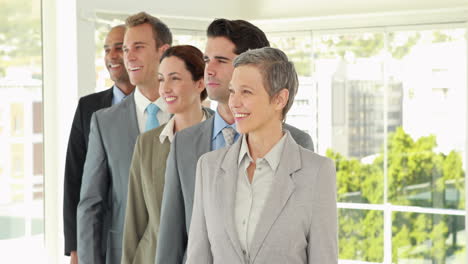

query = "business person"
[[121, 45, 214, 264], [187, 47, 337, 264], [77, 12, 172, 264], [156, 19, 314, 264], [63, 25, 135, 264]]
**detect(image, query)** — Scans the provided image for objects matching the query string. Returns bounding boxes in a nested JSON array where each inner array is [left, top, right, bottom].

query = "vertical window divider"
[[382, 28, 392, 264], [464, 20, 468, 264]]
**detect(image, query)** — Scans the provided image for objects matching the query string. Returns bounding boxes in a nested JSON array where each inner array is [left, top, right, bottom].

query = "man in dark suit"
[[155, 19, 314, 264], [63, 25, 135, 264]]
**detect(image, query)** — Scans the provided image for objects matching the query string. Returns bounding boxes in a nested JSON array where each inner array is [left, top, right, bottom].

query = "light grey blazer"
[[77, 93, 140, 264], [186, 131, 337, 264], [155, 117, 314, 264]]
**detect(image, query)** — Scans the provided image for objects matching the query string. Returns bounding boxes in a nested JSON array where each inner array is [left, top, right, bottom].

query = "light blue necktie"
[[145, 103, 160, 131]]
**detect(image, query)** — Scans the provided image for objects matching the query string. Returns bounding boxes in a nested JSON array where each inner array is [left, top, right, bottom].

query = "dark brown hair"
[[160, 45, 207, 101], [207, 18, 269, 55]]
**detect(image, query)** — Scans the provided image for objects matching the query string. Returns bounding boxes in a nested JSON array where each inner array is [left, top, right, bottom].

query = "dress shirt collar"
[[238, 132, 287, 172], [212, 110, 237, 140], [134, 86, 168, 115], [111, 84, 127, 105], [159, 111, 208, 144]]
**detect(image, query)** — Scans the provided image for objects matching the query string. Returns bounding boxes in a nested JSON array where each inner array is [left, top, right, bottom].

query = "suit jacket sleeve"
[[77, 113, 109, 264], [122, 135, 148, 264], [63, 99, 86, 255], [308, 158, 338, 264], [155, 135, 187, 264], [185, 156, 213, 264]]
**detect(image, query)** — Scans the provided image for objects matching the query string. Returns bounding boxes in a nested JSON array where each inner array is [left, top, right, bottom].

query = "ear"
[[274, 88, 289, 112], [158, 44, 170, 54], [196, 78, 205, 93]]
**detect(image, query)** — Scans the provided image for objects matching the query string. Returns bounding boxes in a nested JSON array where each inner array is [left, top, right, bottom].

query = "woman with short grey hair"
[[186, 47, 337, 264]]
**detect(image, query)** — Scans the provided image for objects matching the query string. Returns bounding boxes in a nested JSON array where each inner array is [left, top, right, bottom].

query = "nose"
[[205, 60, 216, 77], [229, 90, 241, 109], [109, 48, 119, 60], [125, 48, 136, 62], [159, 80, 171, 95]]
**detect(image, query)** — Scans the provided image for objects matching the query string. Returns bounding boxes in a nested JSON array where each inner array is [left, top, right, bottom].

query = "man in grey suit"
[[156, 19, 315, 264], [77, 12, 172, 264]]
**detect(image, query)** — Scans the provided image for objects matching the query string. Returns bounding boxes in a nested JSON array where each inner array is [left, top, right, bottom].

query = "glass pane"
[[269, 33, 318, 143], [388, 29, 466, 210], [393, 212, 466, 264], [314, 32, 387, 204], [172, 30, 206, 53], [0, 0, 44, 262], [339, 209, 384, 262]]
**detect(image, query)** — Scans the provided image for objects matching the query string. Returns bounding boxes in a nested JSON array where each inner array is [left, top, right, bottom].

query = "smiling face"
[[204, 37, 237, 104], [123, 23, 164, 87], [104, 26, 130, 84], [158, 56, 204, 114], [229, 65, 286, 135]]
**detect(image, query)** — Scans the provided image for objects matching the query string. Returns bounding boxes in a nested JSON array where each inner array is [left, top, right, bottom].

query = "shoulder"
[[198, 146, 229, 170], [203, 107, 215, 117], [94, 93, 133, 118], [200, 146, 228, 161], [283, 123, 308, 138], [78, 88, 112, 106], [298, 147, 335, 176], [175, 116, 213, 141]]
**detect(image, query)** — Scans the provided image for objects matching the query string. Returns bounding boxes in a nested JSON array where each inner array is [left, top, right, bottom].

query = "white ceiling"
[[88, 0, 468, 20], [244, 0, 468, 20]]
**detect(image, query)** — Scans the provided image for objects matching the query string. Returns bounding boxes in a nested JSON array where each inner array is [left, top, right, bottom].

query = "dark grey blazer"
[[77, 93, 140, 264], [63, 87, 113, 256], [155, 117, 314, 264]]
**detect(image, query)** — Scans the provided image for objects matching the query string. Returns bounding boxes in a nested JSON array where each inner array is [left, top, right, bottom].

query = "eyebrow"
[[214, 56, 231, 61], [123, 41, 148, 48], [230, 84, 254, 90], [104, 42, 124, 48], [168, 72, 180, 76]]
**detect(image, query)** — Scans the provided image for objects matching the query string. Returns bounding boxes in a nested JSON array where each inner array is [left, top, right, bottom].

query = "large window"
[[0, 0, 44, 262], [92, 14, 467, 263], [271, 26, 467, 263]]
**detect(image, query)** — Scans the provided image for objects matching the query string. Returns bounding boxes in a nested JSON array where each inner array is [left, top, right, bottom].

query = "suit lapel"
[[102, 87, 114, 107], [151, 128, 170, 208], [216, 138, 244, 261], [195, 116, 214, 158], [151, 130, 164, 185], [249, 132, 302, 262], [125, 93, 140, 136]]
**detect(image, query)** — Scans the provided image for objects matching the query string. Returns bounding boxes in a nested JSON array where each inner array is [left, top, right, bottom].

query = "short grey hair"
[[233, 47, 298, 120]]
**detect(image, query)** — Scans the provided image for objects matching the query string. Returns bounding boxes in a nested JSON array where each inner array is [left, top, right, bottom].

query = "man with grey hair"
[[77, 12, 172, 264]]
